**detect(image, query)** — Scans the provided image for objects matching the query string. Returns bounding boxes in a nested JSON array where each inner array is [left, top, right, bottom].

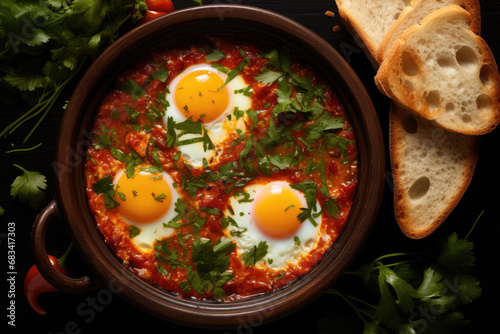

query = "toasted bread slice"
[[390, 103, 479, 239], [334, 0, 411, 66], [375, 5, 500, 135], [376, 0, 481, 63]]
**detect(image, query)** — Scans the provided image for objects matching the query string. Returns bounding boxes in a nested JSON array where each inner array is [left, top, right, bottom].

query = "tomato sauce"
[[85, 36, 358, 301]]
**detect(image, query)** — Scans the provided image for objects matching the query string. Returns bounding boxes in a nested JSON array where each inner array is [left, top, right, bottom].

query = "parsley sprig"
[[328, 213, 484, 333], [0, 0, 133, 142], [10, 164, 47, 210]]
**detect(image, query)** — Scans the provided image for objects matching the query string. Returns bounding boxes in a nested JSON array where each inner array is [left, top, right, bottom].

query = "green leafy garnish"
[[128, 225, 141, 238], [243, 241, 269, 267], [0, 0, 133, 142], [10, 164, 47, 210], [205, 49, 225, 61], [118, 79, 146, 101], [180, 236, 236, 299], [92, 175, 120, 210], [328, 213, 484, 333]]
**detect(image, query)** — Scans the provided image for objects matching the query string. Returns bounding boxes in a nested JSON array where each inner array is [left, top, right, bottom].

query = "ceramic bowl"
[[32, 5, 385, 329]]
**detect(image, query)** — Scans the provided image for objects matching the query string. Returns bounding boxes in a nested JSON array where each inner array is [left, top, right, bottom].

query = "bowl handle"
[[31, 198, 100, 293]]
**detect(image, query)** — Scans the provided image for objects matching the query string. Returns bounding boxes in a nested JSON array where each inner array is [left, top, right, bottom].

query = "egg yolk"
[[174, 69, 229, 123], [252, 183, 304, 239], [115, 171, 172, 224]]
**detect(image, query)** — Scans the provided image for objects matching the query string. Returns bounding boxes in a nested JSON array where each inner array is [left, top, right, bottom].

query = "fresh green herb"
[[128, 225, 141, 238], [5, 142, 42, 154], [146, 67, 169, 84], [146, 104, 165, 122], [290, 180, 318, 225], [328, 213, 484, 334], [0, 1, 136, 142], [234, 85, 253, 97], [255, 67, 282, 85], [154, 193, 167, 202], [221, 216, 238, 229], [124, 105, 140, 124], [238, 48, 251, 65], [274, 270, 286, 281], [219, 61, 246, 90], [211, 63, 229, 74], [305, 113, 344, 144], [243, 241, 269, 267], [118, 79, 146, 101], [154, 240, 187, 269], [110, 147, 129, 162], [10, 164, 47, 210], [182, 236, 236, 299], [205, 49, 225, 61], [294, 236, 301, 246], [155, 264, 169, 277], [92, 175, 120, 210], [116, 186, 126, 201], [263, 48, 291, 72]]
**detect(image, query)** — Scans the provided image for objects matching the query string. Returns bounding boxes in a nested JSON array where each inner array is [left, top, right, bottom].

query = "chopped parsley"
[[243, 241, 269, 267], [118, 79, 146, 101], [92, 175, 119, 210]]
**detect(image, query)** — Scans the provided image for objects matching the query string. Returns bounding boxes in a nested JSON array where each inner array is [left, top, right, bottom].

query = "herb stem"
[[58, 242, 74, 270], [6, 143, 42, 153], [327, 288, 376, 323], [465, 210, 484, 239], [0, 88, 52, 137]]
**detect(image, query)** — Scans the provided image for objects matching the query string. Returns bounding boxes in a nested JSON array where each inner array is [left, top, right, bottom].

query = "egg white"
[[224, 182, 322, 270], [113, 169, 180, 252], [163, 63, 252, 167]]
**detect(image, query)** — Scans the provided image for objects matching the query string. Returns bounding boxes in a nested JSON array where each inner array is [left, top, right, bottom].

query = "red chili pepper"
[[24, 243, 73, 315], [132, 0, 175, 24]]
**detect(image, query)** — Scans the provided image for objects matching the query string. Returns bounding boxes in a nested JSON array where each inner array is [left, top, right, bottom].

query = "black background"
[[1, 1, 499, 333]]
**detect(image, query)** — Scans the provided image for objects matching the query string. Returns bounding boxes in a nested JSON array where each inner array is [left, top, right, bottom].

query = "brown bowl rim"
[[53, 4, 385, 329]]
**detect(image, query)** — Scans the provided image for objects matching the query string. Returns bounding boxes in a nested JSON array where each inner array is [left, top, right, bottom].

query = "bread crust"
[[334, 0, 411, 68], [375, 5, 500, 135], [390, 103, 479, 239], [377, 0, 481, 64]]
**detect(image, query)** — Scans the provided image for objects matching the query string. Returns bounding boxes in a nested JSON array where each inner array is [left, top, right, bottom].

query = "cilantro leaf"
[[327, 214, 484, 334], [417, 268, 444, 301], [205, 49, 225, 61], [10, 164, 47, 210], [118, 79, 146, 101], [255, 67, 282, 85], [306, 113, 344, 143], [219, 61, 246, 89], [243, 241, 268, 267], [128, 225, 141, 238], [437, 232, 476, 272], [185, 236, 235, 298], [92, 175, 120, 210]]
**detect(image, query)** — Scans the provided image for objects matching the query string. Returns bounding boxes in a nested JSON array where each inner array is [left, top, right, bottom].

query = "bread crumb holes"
[[480, 65, 493, 85], [455, 46, 478, 69], [402, 114, 418, 134], [408, 176, 430, 200], [476, 94, 493, 111], [402, 51, 419, 76], [426, 90, 440, 110], [437, 55, 456, 72]]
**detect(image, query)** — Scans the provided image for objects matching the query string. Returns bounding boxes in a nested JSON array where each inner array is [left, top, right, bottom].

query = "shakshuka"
[[85, 36, 358, 301]]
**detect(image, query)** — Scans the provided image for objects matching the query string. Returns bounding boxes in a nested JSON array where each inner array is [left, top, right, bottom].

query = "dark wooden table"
[[2, 1, 499, 333]]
